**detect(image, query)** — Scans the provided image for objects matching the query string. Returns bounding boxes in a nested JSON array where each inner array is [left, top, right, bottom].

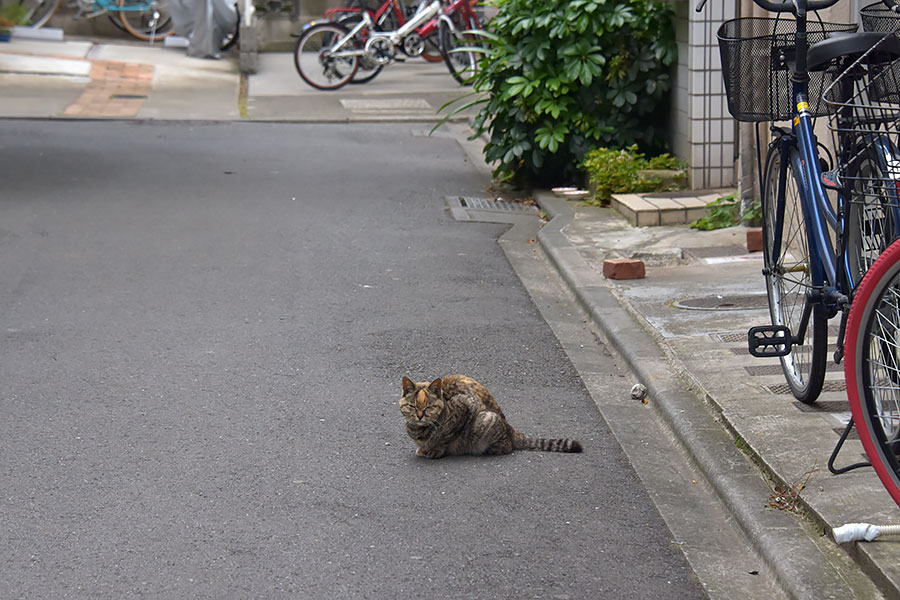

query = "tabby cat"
[[399, 375, 583, 459]]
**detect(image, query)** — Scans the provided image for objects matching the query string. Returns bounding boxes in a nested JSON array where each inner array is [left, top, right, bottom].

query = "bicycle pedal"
[[821, 169, 841, 190], [748, 325, 793, 357]]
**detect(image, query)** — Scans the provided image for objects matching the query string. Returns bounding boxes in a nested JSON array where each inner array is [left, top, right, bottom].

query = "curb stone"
[[535, 193, 876, 600]]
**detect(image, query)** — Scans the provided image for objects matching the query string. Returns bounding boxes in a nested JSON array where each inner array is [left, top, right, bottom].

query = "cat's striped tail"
[[513, 430, 582, 453]]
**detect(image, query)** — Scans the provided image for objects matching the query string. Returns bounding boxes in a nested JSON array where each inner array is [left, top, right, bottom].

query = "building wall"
[[671, 0, 738, 190]]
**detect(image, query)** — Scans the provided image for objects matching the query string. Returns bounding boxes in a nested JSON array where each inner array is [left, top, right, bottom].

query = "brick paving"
[[63, 59, 154, 118]]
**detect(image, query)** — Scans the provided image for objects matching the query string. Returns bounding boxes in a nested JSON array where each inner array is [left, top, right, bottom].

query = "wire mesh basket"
[[717, 17, 857, 121], [861, 2, 900, 33], [824, 34, 900, 268]]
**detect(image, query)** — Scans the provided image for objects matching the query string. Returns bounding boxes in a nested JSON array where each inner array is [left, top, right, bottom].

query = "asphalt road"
[[0, 120, 705, 598]]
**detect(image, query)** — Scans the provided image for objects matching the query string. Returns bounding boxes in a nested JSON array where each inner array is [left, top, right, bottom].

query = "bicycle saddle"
[[808, 31, 900, 70]]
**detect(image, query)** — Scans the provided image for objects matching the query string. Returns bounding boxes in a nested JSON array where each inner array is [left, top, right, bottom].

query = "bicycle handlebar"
[[696, 0, 840, 16]]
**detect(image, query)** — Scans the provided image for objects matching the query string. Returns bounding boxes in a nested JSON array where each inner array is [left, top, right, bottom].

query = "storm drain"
[[459, 196, 537, 212], [446, 196, 539, 221], [673, 293, 769, 311]]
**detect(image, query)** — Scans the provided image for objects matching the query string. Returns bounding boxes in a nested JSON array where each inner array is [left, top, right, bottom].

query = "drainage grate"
[[673, 293, 769, 311], [745, 362, 842, 375], [832, 427, 860, 440], [446, 196, 539, 221], [458, 197, 537, 213], [767, 380, 846, 394], [793, 400, 850, 412], [108, 94, 148, 99], [714, 331, 748, 343], [733, 343, 838, 355], [745, 364, 786, 376]]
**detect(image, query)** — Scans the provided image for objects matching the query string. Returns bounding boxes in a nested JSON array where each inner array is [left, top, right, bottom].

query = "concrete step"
[[611, 189, 736, 227]]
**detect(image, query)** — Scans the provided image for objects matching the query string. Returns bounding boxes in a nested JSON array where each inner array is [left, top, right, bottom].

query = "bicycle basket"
[[860, 2, 900, 33], [824, 37, 900, 216], [717, 17, 857, 121]]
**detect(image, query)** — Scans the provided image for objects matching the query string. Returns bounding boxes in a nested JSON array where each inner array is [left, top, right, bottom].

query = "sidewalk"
[[534, 194, 900, 598], [4, 32, 900, 598], [0, 34, 478, 121]]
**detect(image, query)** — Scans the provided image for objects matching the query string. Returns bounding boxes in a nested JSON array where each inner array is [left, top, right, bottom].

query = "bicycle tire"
[[438, 14, 478, 85], [294, 22, 359, 91], [845, 237, 900, 507], [117, 0, 174, 42], [420, 30, 442, 62], [845, 153, 898, 287], [221, 7, 239, 51], [762, 142, 829, 403], [16, 0, 59, 28]]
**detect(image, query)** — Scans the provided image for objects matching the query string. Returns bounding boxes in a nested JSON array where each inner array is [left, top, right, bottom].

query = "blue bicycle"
[[702, 0, 900, 505]]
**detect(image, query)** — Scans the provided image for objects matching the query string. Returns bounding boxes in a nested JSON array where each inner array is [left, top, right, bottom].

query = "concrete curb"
[[535, 194, 869, 600]]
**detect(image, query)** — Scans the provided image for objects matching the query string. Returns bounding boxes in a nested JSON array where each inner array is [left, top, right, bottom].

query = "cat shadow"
[[402, 452, 512, 466]]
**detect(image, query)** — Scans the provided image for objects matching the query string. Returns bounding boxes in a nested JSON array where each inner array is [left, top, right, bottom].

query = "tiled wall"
[[671, 0, 738, 190]]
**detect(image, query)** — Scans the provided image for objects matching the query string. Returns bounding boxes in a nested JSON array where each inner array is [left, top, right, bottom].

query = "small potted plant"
[[0, 3, 30, 42]]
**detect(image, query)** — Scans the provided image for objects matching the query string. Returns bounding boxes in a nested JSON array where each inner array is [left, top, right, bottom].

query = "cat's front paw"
[[416, 447, 445, 459]]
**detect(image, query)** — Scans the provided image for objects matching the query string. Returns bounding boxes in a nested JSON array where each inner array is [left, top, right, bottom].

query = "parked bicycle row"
[[2, 0, 238, 47], [703, 0, 900, 511], [292, 0, 483, 90]]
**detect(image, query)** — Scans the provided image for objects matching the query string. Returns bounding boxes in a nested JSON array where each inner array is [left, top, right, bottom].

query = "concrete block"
[[685, 207, 710, 223], [240, 51, 258, 74], [746, 228, 763, 252], [659, 208, 688, 225], [239, 21, 259, 52], [603, 258, 646, 280], [636, 210, 659, 227], [611, 197, 639, 227]]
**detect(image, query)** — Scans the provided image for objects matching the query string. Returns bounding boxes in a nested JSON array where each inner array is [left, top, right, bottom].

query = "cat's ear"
[[428, 378, 443, 395], [401, 376, 416, 396]]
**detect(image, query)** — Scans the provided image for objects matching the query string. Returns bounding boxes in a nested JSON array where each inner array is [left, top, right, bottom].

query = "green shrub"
[[690, 194, 763, 230], [458, 0, 677, 187], [0, 2, 30, 28], [579, 145, 687, 204]]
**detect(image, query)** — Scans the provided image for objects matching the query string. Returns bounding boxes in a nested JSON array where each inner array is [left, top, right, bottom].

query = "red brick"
[[603, 258, 645, 280], [746, 228, 763, 253]]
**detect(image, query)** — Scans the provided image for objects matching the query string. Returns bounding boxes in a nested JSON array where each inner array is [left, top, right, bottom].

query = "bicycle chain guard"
[[365, 36, 395, 64], [402, 33, 424, 57]]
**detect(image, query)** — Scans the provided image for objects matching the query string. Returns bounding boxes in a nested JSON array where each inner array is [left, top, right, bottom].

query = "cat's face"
[[400, 377, 444, 424]]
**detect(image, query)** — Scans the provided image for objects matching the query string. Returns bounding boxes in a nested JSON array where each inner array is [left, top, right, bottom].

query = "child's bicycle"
[[702, 0, 900, 505]]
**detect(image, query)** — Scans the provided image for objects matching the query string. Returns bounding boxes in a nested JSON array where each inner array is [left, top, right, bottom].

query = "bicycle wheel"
[[762, 143, 828, 403], [438, 14, 478, 85], [16, 0, 59, 28], [294, 22, 359, 91], [845, 238, 900, 507], [117, 0, 174, 42], [845, 154, 898, 287], [334, 16, 384, 85], [221, 6, 239, 51]]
